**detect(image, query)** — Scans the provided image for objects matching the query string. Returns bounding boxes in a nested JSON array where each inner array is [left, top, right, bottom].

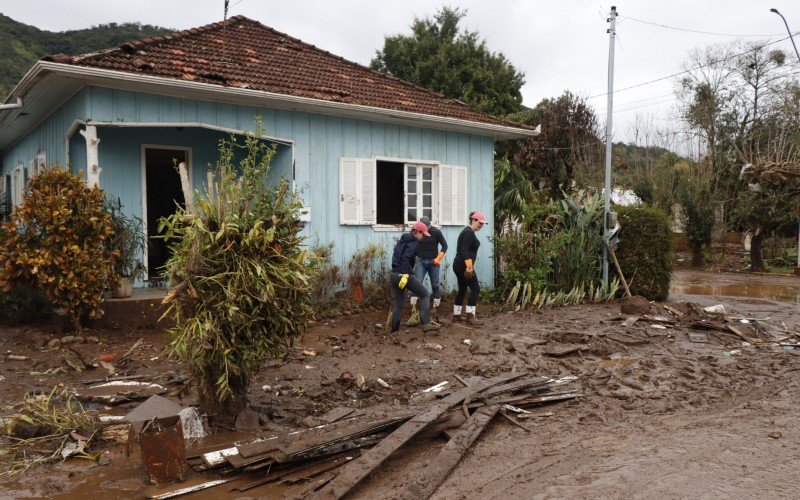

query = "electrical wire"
[[587, 30, 800, 100], [622, 16, 785, 38]]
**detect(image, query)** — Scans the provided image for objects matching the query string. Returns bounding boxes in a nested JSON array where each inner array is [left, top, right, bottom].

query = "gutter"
[[19, 61, 539, 140], [0, 97, 23, 110]]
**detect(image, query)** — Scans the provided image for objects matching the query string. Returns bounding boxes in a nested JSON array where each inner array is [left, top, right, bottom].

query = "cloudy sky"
[[4, 0, 800, 146]]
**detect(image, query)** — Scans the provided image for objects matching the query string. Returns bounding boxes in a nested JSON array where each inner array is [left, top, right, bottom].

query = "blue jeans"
[[414, 259, 441, 299], [390, 273, 430, 332]]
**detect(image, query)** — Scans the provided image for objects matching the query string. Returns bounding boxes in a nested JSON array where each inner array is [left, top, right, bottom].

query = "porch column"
[[79, 125, 101, 188]]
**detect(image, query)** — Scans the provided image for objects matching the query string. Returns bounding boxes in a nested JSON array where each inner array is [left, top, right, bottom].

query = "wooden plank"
[[397, 405, 500, 500], [320, 407, 355, 424], [315, 372, 525, 499]]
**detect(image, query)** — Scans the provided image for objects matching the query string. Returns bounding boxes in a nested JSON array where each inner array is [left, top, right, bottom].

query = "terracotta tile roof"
[[42, 16, 529, 130]]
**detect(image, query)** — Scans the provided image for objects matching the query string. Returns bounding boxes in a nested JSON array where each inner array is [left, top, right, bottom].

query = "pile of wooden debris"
[[148, 372, 579, 499]]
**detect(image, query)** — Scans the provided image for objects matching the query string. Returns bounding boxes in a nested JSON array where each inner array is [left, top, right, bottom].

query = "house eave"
[[1, 61, 537, 150]]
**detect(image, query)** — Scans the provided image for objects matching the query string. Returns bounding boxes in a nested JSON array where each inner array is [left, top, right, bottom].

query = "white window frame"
[[403, 163, 436, 224], [340, 156, 467, 229]]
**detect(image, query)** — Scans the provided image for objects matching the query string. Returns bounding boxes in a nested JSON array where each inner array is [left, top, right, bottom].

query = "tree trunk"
[[690, 243, 704, 268], [197, 372, 249, 427], [750, 230, 765, 272]]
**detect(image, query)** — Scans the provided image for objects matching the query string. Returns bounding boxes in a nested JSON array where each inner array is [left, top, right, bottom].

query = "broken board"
[[396, 405, 500, 500], [315, 372, 525, 499]]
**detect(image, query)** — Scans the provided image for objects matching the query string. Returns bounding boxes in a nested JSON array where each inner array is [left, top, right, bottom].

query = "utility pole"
[[602, 6, 618, 286]]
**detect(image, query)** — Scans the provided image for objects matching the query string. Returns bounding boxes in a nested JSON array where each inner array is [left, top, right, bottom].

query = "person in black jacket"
[[452, 211, 487, 325], [409, 216, 448, 323], [389, 221, 441, 333]]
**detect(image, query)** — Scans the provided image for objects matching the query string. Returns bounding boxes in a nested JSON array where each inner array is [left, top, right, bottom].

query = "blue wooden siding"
[[2, 86, 495, 288]]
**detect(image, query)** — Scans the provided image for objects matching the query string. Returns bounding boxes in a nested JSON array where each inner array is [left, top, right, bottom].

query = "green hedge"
[[615, 206, 674, 300]]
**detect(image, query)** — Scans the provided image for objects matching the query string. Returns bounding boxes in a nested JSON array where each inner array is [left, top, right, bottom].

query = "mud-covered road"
[[1, 270, 798, 499]]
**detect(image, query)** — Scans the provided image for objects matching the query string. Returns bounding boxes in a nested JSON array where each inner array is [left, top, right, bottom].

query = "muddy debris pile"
[[615, 299, 799, 347], [148, 372, 579, 499]]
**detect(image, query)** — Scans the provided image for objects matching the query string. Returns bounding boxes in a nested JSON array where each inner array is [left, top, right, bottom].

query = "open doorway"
[[143, 146, 189, 282]]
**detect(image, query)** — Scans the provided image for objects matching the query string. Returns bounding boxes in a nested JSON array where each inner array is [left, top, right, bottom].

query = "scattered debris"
[[462, 339, 472, 346], [139, 415, 189, 484], [422, 381, 449, 393], [424, 342, 444, 351], [703, 304, 726, 315], [170, 372, 578, 499], [687, 332, 710, 343], [768, 431, 782, 439], [376, 378, 390, 389], [7, 355, 29, 361], [355, 374, 367, 390]]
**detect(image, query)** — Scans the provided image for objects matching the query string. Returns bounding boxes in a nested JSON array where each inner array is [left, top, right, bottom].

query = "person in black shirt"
[[389, 221, 441, 333], [409, 216, 448, 322], [452, 211, 487, 325]]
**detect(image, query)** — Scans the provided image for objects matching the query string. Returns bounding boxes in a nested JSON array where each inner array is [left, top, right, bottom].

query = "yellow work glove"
[[398, 273, 409, 289], [432, 252, 445, 266], [464, 259, 474, 279]]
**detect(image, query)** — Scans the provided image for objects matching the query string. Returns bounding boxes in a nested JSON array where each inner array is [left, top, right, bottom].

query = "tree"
[[498, 91, 603, 198], [0, 167, 116, 331], [161, 128, 316, 425], [676, 172, 717, 267], [371, 7, 525, 116]]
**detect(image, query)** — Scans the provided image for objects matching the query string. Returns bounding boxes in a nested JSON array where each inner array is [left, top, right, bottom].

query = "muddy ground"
[[1, 269, 799, 499]]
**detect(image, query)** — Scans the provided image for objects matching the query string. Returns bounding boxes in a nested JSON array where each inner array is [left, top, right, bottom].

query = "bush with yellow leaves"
[[0, 167, 117, 331]]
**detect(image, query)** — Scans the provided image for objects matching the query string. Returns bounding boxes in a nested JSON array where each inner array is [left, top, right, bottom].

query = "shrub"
[[105, 197, 146, 279], [677, 176, 716, 267], [347, 244, 389, 306], [494, 189, 604, 298], [615, 205, 674, 300], [0, 167, 116, 330], [161, 127, 316, 425], [0, 286, 51, 326]]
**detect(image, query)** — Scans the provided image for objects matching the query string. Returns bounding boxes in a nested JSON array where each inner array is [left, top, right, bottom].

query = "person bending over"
[[389, 221, 440, 333]]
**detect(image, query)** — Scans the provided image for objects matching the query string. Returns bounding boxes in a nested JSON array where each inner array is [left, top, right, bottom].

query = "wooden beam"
[[397, 405, 500, 500], [315, 373, 525, 499]]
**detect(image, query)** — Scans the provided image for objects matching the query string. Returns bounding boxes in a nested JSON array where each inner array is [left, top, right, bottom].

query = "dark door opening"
[[145, 148, 187, 280], [376, 160, 404, 225]]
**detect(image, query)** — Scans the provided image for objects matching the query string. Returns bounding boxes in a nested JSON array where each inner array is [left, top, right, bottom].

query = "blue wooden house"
[[0, 16, 536, 287]]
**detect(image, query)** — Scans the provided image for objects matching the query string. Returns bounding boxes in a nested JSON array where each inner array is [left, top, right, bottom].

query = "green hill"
[[0, 13, 173, 99]]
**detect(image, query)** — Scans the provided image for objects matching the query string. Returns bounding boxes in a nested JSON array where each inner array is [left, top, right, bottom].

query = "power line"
[[587, 30, 800, 100], [622, 16, 785, 38]]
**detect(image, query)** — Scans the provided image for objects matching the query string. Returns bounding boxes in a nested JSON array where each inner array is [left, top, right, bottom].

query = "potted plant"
[[106, 198, 146, 298], [347, 251, 367, 303]]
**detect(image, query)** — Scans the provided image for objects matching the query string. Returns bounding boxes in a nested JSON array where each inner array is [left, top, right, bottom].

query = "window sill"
[[371, 224, 407, 232]]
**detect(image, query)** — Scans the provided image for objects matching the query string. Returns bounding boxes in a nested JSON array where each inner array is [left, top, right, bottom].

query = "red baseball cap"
[[471, 211, 488, 224], [412, 221, 431, 236]]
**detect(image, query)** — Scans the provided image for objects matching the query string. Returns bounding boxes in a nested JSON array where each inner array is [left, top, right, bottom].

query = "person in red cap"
[[389, 221, 440, 333], [452, 211, 487, 325]]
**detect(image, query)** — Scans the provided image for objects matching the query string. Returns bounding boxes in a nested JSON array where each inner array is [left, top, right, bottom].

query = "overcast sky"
[[4, 0, 800, 146]]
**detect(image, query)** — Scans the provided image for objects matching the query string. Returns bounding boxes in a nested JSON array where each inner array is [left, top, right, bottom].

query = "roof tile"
[[58, 16, 527, 129]]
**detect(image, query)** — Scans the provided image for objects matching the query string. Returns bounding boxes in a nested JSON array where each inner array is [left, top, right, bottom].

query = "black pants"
[[453, 260, 479, 306], [390, 273, 430, 332]]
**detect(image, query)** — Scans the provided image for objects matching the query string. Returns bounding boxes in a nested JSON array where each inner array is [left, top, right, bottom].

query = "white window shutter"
[[339, 158, 360, 224], [360, 158, 376, 225], [455, 166, 468, 225], [439, 165, 454, 225]]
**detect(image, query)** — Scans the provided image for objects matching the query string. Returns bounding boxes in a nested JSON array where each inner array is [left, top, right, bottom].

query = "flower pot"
[[351, 282, 365, 302], [112, 276, 134, 298]]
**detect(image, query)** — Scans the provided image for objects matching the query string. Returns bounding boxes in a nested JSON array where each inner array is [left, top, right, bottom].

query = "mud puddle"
[[671, 270, 800, 302]]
